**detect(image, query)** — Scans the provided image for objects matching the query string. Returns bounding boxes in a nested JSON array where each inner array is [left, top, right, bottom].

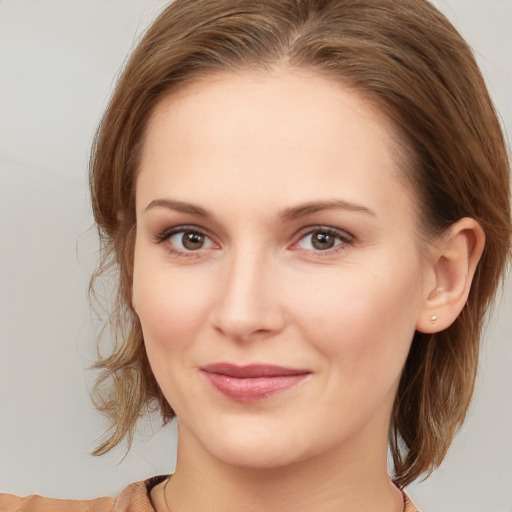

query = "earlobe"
[[416, 217, 485, 334]]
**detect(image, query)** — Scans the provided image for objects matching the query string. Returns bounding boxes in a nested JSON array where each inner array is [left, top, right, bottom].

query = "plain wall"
[[0, 1, 510, 510]]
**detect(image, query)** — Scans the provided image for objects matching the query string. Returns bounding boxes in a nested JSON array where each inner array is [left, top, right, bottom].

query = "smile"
[[200, 363, 311, 402]]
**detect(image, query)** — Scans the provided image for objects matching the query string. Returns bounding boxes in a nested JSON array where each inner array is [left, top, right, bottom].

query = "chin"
[[188, 419, 309, 470], [211, 441, 303, 470]]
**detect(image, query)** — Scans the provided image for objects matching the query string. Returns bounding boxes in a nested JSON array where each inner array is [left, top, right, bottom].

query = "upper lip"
[[200, 363, 311, 378]]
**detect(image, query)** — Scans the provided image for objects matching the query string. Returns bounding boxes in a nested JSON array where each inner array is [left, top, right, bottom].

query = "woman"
[[1, 0, 510, 511]]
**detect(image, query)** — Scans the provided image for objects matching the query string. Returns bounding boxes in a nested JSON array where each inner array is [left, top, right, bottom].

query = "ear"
[[416, 217, 485, 333]]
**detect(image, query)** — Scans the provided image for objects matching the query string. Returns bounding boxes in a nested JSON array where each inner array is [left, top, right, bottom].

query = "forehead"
[[143, 67, 398, 162], [137, 68, 414, 222]]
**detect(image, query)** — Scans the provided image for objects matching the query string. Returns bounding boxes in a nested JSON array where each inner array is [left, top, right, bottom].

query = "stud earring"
[[430, 314, 438, 324]]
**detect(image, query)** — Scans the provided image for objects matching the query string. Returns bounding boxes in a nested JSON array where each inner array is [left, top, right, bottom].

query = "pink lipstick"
[[200, 363, 310, 402]]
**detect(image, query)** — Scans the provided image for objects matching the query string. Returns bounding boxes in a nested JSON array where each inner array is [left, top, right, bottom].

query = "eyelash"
[[154, 225, 214, 258], [293, 226, 354, 256], [154, 225, 354, 258]]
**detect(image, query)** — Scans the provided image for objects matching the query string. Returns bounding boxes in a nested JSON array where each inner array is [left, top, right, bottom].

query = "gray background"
[[0, 1, 510, 510]]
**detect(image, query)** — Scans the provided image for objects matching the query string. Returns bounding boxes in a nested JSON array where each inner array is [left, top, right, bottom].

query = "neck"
[[163, 423, 403, 512]]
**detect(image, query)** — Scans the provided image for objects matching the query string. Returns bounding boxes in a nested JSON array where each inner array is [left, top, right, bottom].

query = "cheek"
[[288, 254, 423, 371], [132, 249, 213, 353]]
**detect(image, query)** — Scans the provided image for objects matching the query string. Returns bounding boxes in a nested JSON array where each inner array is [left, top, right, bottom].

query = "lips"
[[200, 363, 311, 402]]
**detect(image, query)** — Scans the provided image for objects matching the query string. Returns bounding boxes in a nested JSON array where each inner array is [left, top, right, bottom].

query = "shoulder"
[[0, 493, 113, 512], [0, 476, 167, 512]]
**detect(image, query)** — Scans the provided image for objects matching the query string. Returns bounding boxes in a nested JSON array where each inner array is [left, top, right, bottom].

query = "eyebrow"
[[144, 198, 212, 218], [279, 199, 376, 222], [144, 198, 375, 221]]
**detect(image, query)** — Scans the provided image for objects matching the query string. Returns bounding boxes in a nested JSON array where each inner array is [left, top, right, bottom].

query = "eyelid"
[[290, 225, 354, 253], [153, 224, 354, 257], [154, 224, 211, 241], [154, 224, 219, 255]]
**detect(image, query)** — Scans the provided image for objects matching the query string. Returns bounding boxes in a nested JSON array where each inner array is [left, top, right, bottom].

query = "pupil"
[[182, 232, 204, 250], [312, 232, 335, 250]]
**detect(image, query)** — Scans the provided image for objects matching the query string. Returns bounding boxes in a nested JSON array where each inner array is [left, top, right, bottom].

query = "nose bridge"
[[212, 244, 283, 340]]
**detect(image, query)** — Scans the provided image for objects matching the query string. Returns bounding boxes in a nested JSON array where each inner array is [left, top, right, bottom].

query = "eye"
[[155, 227, 216, 255], [295, 228, 352, 252], [170, 230, 212, 251]]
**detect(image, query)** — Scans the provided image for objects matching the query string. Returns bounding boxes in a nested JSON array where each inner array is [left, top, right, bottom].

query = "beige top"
[[0, 476, 419, 512]]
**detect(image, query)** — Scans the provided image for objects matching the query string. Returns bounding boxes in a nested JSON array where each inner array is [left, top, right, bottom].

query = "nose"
[[211, 249, 286, 342]]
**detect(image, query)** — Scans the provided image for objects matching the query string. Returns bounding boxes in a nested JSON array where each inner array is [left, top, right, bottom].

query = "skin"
[[132, 67, 484, 512]]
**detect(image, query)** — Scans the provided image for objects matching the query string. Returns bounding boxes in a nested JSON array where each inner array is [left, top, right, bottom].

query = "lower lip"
[[202, 372, 309, 402]]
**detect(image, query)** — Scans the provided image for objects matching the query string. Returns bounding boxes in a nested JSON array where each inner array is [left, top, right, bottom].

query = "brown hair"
[[89, 0, 511, 486]]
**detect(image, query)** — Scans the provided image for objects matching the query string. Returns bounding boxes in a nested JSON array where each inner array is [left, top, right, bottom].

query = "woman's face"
[[133, 68, 433, 469]]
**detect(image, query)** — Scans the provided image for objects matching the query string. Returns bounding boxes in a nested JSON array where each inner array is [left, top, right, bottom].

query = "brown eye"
[[296, 228, 351, 252], [166, 229, 214, 253], [182, 231, 205, 250], [311, 231, 336, 250]]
